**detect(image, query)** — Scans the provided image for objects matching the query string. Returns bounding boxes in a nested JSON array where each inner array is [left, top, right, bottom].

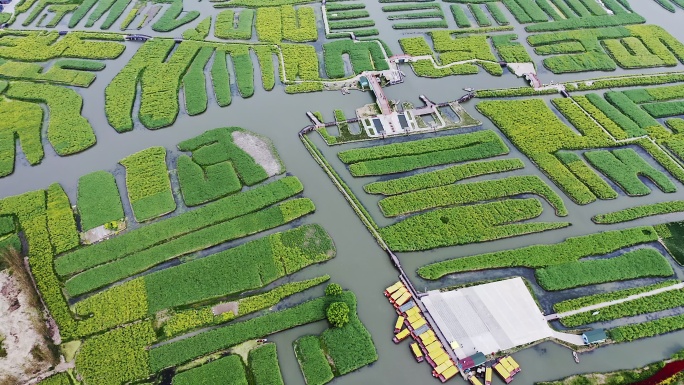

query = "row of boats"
[[385, 280, 523, 384], [467, 356, 520, 385], [385, 280, 459, 382]]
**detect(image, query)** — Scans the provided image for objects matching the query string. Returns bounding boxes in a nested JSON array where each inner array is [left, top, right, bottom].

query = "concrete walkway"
[[552, 282, 684, 319], [551, 330, 585, 346]]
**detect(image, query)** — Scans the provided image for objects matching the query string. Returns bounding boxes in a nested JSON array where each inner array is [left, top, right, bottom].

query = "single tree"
[[325, 283, 343, 297], [326, 302, 350, 328]]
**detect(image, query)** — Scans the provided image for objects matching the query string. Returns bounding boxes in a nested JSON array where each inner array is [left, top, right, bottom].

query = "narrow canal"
[[3, 1, 684, 384]]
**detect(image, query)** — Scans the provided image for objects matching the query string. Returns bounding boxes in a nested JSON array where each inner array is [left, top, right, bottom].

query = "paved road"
[[552, 282, 684, 319]]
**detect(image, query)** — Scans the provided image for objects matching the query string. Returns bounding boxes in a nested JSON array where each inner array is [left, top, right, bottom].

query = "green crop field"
[[5, 2, 684, 385]]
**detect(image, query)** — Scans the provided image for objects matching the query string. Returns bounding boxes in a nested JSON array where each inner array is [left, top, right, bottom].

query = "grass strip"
[[55, 177, 303, 275], [418, 226, 659, 279]]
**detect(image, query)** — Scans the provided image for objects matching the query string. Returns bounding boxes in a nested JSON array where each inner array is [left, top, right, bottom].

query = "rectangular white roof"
[[422, 277, 552, 359]]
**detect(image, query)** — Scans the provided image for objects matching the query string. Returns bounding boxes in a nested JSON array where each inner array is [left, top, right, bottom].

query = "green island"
[[3, 0, 684, 384]]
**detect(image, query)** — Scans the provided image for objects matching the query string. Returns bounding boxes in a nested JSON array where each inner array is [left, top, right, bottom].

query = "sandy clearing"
[[0, 271, 53, 383], [232, 131, 283, 177]]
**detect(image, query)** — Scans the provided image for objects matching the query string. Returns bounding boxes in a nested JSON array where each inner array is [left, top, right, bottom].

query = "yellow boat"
[[433, 352, 451, 365], [410, 317, 426, 330], [434, 361, 453, 374], [410, 342, 424, 362], [393, 328, 410, 343], [493, 362, 512, 384], [385, 281, 404, 295], [485, 367, 492, 385], [395, 292, 412, 306], [442, 366, 458, 381], [405, 306, 420, 317], [425, 341, 442, 353], [407, 312, 422, 324], [390, 287, 407, 301], [394, 316, 405, 332], [470, 376, 484, 385], [420, 334, 436, 346], [505, 356, 521, 373], [500, 358, 515, 374]]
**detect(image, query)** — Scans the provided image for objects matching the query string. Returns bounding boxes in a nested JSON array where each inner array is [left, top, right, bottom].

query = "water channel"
[[4, 1, 684, 383]]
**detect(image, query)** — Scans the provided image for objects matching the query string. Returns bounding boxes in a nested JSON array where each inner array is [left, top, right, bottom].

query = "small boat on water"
[[573, 351, 580, 364], [257, 338, 268, 343]]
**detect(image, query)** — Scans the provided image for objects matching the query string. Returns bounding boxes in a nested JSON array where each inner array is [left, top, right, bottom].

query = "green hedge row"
[[249, 344, 285, 385], [152, 0, 200, 32], [177, 156, 242, 207], [56, 176, 303, 276], [476, 99, 613, 205], [36, 373, 72, 385], [339, 130, 504, 163], [145, 223, 332, 313], [182, 47, 213, 115], [418, 226, 659, 279], [149, 291, 357, 371], [172, 355, 248, 385], [64, 199, 315, 296], [281, 43, 320, 82], [46, 183, 79, 255], [604, 91, 660, 129], [323, 40, 389, 79], [162, 275, 330, 338], [72, 226, 332, 338], [556, 152, 617, 200], [378, 175, 568, 217], [449, 4, 470, 28], [584, 148, 676, 196], [215, 9, 254, 40], [295, 336, 334, 385], [320, 312, 377, 375], [0, 60, 99, 87], [364, 158, 524, 196], [524, 13, 644, 32], [536, 248, 674, 291], [177, 127, 271, 186], [582, 93, 644, 138], [120, 146, 176, 222], [610, 313, 684, 342], [106, 39, 195, 131], [348, 139, 509, 177], [0, 97, 43, 178], [594, 201, 684, 224], [562, 286, 684, 327], [0, 191, 77, 338], [5, 81, 96, 156], [256, 5, 317, 43], [381, 198, 569, 252], [553, 280, 680, 313], [76, 171, 124, 232], [74, 321, 156, 385], [491, 34, 531, 63]]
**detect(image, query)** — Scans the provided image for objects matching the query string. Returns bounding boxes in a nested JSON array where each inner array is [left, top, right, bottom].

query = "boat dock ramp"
[[385, 280, 459, 383], [386, 280, 525, 384]]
